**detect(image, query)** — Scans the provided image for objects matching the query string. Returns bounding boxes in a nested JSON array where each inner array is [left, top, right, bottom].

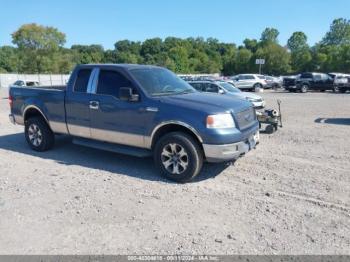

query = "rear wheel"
[[154, 132, 203, 182], [300, 84, 308, 93], [25, 117, 55, 151]]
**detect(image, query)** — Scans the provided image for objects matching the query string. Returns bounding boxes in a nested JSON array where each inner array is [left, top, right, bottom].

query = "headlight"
[[206, 113, 235, 128]]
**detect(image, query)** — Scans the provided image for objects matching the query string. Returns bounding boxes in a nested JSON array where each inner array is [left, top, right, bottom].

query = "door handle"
[[89, 101, 99, 110]]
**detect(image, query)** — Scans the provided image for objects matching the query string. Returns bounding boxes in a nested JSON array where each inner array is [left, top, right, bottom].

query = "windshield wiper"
[[152, 91, 178, 97]]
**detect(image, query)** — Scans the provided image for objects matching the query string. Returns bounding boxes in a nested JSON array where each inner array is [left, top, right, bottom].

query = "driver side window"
[[97, 70, 133, 98], [206, 84, 219, 93]]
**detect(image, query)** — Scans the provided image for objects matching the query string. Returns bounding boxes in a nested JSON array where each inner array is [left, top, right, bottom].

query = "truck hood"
[[158, 92, 252, 114]]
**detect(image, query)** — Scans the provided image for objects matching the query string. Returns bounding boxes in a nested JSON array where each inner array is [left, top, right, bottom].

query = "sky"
[[1, 0, 350, 49]]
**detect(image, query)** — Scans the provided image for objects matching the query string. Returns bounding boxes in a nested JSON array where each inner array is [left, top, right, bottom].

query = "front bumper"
[[203, 131, 259, 162], [9, 114, 15, 124]]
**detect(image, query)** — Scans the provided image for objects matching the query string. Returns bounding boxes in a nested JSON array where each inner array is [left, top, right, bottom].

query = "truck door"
[[322, 74, 334, 90], [313, 74, 323, 90], [89, 69, 146, 148], [65, 68, 93, 138]]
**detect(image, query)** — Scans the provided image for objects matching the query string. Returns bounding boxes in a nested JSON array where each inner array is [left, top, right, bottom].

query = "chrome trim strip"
[[23, 105, 50, 126], [147, 121, 203, 148]]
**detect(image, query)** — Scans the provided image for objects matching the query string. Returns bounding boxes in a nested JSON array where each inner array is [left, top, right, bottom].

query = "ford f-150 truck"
[[9, 64, 259, 182], [294, 72, 334, 92]]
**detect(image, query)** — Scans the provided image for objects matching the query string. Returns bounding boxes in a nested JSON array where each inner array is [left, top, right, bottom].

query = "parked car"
[[9, 64, 259, 182], [294, 72, 335, 92], [264, 76, 282, 89], [11, 80, 40, 87], [230, 74, 267, 91], [188, 80, 266, 109], [329, 73, 350, 93]]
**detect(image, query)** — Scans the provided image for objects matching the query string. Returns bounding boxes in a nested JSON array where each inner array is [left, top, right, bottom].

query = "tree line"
[[1, 18, 350, 75]]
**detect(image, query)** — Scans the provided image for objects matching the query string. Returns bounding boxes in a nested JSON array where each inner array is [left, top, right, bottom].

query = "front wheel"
[[25, 117, 55, 151], [253, 83, 263, 91], [154, 132, 203, 182]]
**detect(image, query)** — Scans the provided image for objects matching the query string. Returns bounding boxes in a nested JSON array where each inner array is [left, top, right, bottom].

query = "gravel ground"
[[0, 88, 349, 255]]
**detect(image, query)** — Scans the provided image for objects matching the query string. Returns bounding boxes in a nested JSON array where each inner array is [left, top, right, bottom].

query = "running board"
[[72, 137, 152, 157]]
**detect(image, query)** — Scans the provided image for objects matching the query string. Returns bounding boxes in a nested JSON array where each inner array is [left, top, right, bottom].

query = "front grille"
[[234, 107, 256, 130]]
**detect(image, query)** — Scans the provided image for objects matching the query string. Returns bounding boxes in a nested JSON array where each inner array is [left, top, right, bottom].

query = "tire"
[[25, 116, 55, 151], [253, 83, 262, 90], [265, 124, 276, 134], [333, 86, 340, 93], [340, 88, 347, 93], [300, 84, 308, 93], [154, 132, 203, 183]]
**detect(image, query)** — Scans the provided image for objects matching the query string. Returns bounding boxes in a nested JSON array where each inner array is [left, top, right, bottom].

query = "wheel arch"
[[23, 105, 50, 127], [150, 121, 203, 150]]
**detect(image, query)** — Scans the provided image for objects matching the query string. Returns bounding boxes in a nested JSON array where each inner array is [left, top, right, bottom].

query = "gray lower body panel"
[[72, 137, 152, 158]]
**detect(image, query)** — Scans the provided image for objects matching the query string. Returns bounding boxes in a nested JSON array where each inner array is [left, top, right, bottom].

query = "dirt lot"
[[0, 88, 349, 255]]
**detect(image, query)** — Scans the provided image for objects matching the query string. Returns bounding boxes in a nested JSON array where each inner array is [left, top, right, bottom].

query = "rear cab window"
[[74, 69, 92, 92], [300, 73, 313, 79]]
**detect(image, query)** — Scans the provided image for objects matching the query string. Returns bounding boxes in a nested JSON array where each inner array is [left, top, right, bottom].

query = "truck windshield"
[[130, 68, 196, 96]]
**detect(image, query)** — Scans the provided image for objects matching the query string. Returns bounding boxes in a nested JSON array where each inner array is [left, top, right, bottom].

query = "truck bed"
[[10, 85, 68, 134]]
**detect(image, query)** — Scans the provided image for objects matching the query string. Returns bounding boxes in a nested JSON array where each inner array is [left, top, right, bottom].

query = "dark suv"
[[294, 72, 334, 93]]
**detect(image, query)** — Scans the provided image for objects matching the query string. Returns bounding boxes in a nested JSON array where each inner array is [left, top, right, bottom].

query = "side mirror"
[[119, 87, 139, 102], [218, 89, 225, 94]]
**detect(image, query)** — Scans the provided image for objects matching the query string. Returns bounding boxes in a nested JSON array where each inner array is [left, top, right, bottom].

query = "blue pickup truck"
[[9, 64, 259, 182]]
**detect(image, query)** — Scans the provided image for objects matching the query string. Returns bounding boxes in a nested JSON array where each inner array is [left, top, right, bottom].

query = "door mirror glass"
[[119, 87, 139, 102]]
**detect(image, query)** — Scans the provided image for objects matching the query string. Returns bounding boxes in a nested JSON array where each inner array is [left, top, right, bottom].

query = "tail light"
[[9, 94, 13, 108]]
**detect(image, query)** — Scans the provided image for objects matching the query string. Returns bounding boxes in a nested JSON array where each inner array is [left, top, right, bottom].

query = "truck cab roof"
[[76, 64, 162, 71]]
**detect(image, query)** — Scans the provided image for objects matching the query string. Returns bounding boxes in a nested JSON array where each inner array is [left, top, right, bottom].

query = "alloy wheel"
[[28, 123, 43, 147], [161, 143, 189, 175]]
